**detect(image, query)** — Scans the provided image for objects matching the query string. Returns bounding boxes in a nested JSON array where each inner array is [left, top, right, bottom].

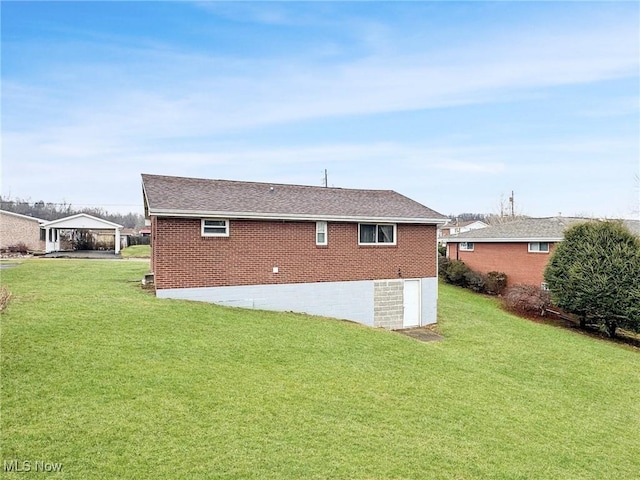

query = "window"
[[358, 223, 396, 245], [528, 242, 550, 253], [316, 221, 327, 245], [460, 242, 474, 251], [201, 219, 229, 237], [541, 282, 550, 291]]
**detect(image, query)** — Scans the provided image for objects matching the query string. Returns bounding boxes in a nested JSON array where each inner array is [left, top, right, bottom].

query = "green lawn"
[[120, 244, 151, 258], [1, 260, 639, 479]]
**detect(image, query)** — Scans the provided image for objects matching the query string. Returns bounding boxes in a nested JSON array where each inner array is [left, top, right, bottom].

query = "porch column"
[[45, 227, 52, 253], [114, 228, 121, 254]]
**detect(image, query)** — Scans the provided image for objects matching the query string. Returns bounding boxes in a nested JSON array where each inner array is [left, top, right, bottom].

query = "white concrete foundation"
[[157, 277, 438, 329]]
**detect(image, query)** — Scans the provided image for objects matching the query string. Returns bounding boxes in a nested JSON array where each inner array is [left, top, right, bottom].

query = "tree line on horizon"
[[0, 196, 145, 229]]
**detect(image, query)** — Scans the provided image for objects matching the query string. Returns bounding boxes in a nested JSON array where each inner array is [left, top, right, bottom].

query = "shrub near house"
[[544, 220, 640, 337], [439, 257, 507, 296]]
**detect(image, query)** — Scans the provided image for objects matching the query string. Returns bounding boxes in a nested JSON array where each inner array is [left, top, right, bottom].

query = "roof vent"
[[269, 186, 275, 192]]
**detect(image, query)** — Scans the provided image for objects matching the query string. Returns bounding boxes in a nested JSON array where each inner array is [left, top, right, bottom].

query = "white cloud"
[[4, 15, 638, 142], [2, 3, 638, 219]]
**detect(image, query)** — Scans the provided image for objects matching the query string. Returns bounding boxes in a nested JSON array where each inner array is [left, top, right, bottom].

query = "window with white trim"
[[316, 221, 327, 245], [358, 223, 396, 245], [528, 242, 550, 253], [201, 219, 229, 237], [460, 242, 474, 251], [541, 282, 550, 291]]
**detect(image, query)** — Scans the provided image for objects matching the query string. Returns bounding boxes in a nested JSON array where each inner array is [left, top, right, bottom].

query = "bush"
[[72, 232, 95, 250], [544, 220, 640, 337], [464, 270, 486, 292], [6, 243, 29, 254], [438, 256, 451, 280], [445, 260, 473, 287], [440, 258, 507, 296], [503, 284, 551, 317], [485, 271, 508, 295]]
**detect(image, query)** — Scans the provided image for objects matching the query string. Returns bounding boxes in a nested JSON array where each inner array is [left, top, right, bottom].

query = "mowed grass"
[[1, 260, 639, 479], [120, 245, 151, 258]]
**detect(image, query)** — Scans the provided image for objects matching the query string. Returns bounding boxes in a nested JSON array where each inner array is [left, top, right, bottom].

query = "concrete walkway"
[[396, 327, 444, 343]]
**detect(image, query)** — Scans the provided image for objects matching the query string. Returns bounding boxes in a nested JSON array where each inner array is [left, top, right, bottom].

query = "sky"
[[2, 1, 639, 219]]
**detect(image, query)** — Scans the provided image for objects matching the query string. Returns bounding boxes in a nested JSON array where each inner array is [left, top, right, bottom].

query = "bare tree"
[[485, 192, 527, 225]]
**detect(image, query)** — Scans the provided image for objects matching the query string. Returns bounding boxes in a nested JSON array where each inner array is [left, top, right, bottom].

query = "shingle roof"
[[441, 220, 488, 229], [445, 217, 591, 242], [445, 217, 640, 242], [142, 174, 447, 223], [0, 210, 46, 223]]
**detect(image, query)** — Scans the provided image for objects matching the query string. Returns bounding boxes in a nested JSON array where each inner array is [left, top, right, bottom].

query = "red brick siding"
[[152, 218, 437, 289], [447, 242, 556, 287]]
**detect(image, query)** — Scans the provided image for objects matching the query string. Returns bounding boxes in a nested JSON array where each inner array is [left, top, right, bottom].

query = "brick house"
[[0, 210, 45, 251], [142, 174, 447, 329], [444, 217, 640, 288]]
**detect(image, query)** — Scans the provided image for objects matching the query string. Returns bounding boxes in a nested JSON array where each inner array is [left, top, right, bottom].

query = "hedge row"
[[438, 257, 507, 295]]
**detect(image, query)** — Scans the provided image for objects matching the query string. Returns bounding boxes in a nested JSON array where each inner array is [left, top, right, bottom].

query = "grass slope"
[[1, 260, 639, 479]]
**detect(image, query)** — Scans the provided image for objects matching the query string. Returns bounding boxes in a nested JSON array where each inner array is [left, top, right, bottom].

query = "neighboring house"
[[41, 213, 123, 254], [445, 217, 592, 288], [142, 173, 448, 329], [0, 210, 46, 251], [439, 220, 488, 238], [445, 217, 640, 288]]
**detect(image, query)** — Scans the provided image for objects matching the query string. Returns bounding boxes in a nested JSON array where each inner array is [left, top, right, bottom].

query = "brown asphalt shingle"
[[142, 174, 446, 221], [446, 217, 640, 241]]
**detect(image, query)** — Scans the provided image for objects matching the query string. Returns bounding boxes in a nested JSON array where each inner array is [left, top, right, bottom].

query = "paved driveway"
[[42, 250, 122, 259]]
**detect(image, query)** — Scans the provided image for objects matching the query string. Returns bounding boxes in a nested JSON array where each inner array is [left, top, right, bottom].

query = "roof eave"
[[42, 213, 123, 229], [444, 237, 563, 243], [0, 210, 47, 224], [148, 208, 447, 225]]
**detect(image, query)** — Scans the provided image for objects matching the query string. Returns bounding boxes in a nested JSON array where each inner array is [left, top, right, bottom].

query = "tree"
[[544, 221, 640, 337], [484, 192, 528, 226], [0, 195, 144, 228]]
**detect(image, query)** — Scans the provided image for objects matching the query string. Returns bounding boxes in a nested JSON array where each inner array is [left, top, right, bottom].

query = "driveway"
[[42, 250, 122, 259]]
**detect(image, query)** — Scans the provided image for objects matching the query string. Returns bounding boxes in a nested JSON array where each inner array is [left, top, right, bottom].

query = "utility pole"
[[509, 190, 515, 218]]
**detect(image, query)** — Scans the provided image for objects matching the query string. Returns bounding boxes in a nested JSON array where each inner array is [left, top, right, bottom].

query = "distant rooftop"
[[445, 217, 640, 242], [441, 220, 488, 228]]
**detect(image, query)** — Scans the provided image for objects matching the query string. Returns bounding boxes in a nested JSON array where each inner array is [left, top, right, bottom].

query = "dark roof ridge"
[[141, 173, 447, 222], [140, 173, 395, 194]]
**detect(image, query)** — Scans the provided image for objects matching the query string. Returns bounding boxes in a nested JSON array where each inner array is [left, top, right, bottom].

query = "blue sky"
[[2, 1, 639, 218]]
